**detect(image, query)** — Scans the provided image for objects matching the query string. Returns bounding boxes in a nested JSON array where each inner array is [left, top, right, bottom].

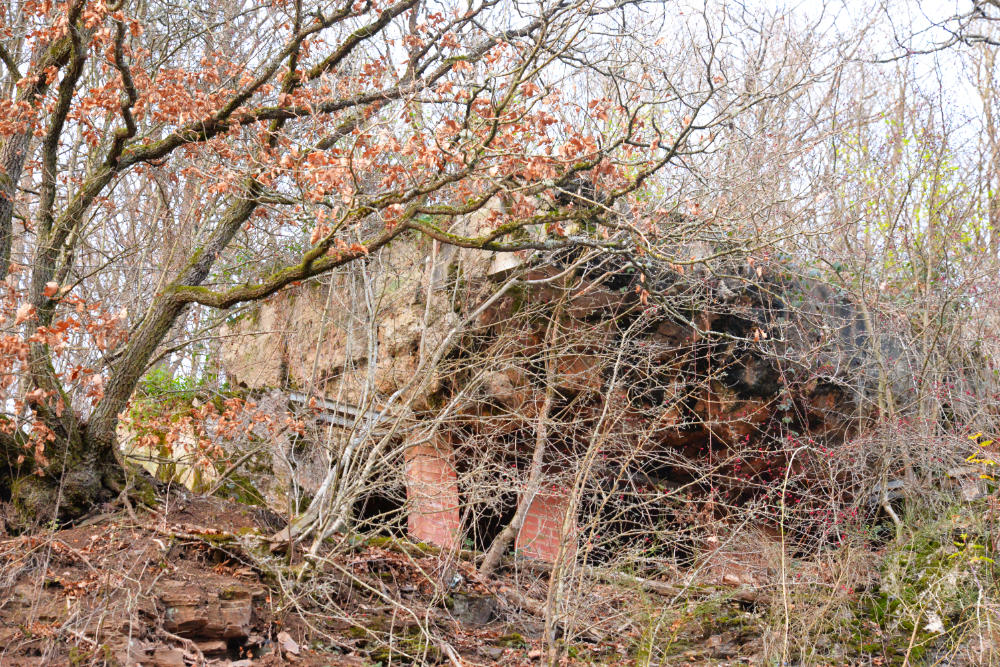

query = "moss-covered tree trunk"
[[2, 194, 260, 527], [8, 429, 125, 524]]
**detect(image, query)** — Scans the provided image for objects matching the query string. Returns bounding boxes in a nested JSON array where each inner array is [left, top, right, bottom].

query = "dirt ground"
[[0, 492, 761, 666]]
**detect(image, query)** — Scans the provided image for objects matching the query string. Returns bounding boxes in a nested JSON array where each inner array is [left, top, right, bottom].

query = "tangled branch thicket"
[[189, 216, 1000, 662], [4, 0, 1000, 663]]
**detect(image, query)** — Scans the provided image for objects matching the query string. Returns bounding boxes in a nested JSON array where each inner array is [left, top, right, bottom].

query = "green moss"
[[506, 283, 529, 315], [834, 503, 998, 663], [367, 627, 441, 664], [125, 464, 159, 507], [199, 532, 238, 546], [214, 474, 266, 507], [11, 474, 61, 520], [364, 535, 440, 556], [68, 644, 114, 666], [496, 632, 526, 648]]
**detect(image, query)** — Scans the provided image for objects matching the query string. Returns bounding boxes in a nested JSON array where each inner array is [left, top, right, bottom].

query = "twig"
[[439, 640, 465, 667], [160, 626, 205, 665]]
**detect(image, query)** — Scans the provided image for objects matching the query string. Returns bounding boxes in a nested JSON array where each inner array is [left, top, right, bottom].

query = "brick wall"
[[516, 489, 575, 562], [404, 439, 461, 551]]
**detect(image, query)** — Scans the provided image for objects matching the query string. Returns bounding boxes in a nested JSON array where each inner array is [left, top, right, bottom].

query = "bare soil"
[[0, 492, 760, 666]]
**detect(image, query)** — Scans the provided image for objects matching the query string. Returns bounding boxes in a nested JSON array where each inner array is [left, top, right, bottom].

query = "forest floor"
[[1, 490, 994, 665], [0, 492, 771, 666]]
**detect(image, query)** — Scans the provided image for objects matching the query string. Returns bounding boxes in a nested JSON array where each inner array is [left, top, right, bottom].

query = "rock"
[[195, 640, 228, 655], [565, 287, 620, 319], [923, 612, 945, 633], [327, 656, 368, 666], [278, 630, 300, 656], [483, 371, 524, 408], [555, 354, 603, 394], [158, 581, 253, 641], [450, 592, 496, 626], [482, 646, 508, 660], [214, 233, 900, 545], [488, 251, 523, 278], [732, 588, 763, 604], [147, 647, 185, 667], [246, 632, 268, 653], [710, 641, 739, 658], [948, 467, 988, 502]]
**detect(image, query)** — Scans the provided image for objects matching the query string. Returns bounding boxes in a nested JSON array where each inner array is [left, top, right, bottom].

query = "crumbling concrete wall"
[[219, 204, 511, 409]]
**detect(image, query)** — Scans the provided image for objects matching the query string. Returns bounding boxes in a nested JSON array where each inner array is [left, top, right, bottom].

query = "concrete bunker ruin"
[[217, 223, 897, 564]]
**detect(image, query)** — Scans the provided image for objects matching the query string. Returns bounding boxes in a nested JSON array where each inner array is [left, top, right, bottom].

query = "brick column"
[[404, 435, 461, 551], [516, 488, 576, 562]]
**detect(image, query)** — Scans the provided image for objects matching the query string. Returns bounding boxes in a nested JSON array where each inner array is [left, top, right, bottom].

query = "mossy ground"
[[745, 500, 1000, 665]]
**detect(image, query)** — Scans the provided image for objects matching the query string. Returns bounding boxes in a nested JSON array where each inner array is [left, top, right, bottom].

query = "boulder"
[[158, 580, 260, 641]]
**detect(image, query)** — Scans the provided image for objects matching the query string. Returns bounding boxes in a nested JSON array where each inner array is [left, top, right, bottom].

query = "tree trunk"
[[4, 428, 127, 526], [3, 193, 259, 527], [0, 35, 75, 280]]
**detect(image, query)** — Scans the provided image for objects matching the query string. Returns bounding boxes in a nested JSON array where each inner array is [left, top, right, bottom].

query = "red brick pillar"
[[404, 435, 461, 551], [516, 488, 576, 562]]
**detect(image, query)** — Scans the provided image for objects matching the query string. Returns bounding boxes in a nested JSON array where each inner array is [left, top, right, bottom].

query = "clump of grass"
[[760, 498, 1000, 665]]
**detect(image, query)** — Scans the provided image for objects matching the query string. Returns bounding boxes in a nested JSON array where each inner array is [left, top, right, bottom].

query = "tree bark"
[[0, 130, 31, 279], [8, 428, 124, 525], [5, 189, 260, 526], [0, 33, 76, 279]]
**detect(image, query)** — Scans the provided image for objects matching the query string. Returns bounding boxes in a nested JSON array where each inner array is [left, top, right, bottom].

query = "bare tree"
[[0, 0, 842, 526]]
